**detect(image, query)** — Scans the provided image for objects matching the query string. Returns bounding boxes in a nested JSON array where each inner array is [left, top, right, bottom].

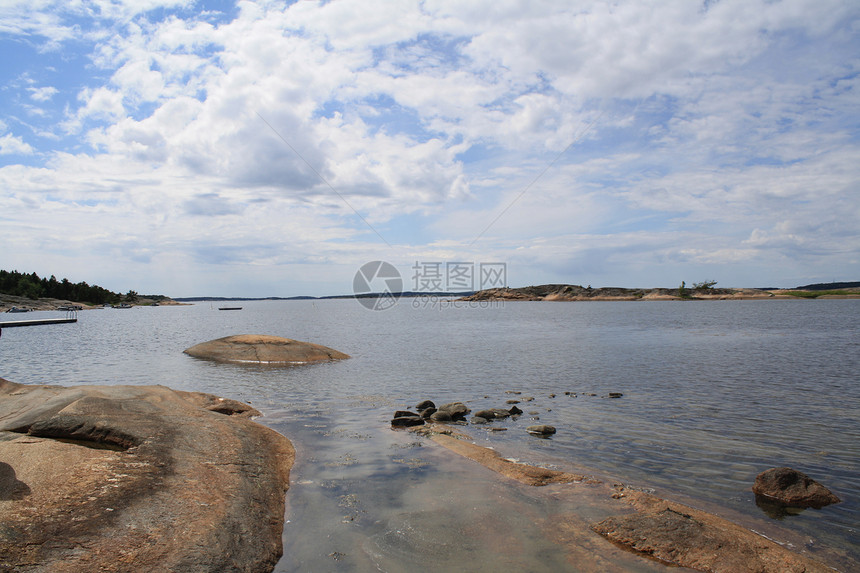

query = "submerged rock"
[[526, 424, 556, 437], [752, 467, 841, 508], [473, 408, 511, 420], [184, 334, 349, 365]]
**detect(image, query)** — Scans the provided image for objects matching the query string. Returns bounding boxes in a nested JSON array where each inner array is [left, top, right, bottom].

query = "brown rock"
[[592, 504, 832, 572], [391, 416, 425, 428], [184, 334, 349, 364], [437, 402, 470, 420], [526, 424, 556, 436], [753, 467, 841, 508], [429, 410, 453, 422], [0, 378, 294, 572]]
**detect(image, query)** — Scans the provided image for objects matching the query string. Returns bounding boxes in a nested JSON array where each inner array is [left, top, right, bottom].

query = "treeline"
[[0, 270, 123, 305], [796, 281, 860, 291]]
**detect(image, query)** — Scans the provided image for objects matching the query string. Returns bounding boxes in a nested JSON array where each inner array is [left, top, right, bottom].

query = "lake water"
[[1, 298, 858, 571]]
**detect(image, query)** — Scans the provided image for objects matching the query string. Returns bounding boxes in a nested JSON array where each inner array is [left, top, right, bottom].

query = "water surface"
[[1, 299, 857, 570]]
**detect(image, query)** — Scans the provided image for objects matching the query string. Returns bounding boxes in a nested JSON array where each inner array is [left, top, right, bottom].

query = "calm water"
[[1, 299, 858, 570]]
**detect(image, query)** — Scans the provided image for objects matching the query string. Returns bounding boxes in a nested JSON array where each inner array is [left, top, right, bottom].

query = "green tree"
[[692, 280, 718, 290]]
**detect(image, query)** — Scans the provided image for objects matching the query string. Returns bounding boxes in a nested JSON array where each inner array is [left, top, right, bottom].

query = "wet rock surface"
[[0, 378, 294, 572], [526, 424, 557, 437], [753, 467, 841, 508], [184, 334, 349, 364], [411, 423, 835, 572]]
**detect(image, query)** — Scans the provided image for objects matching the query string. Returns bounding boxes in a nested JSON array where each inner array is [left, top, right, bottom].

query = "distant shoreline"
[[5, 283, 858, 313], [458, 284, 860, 302], [0, 294, 185, 313]]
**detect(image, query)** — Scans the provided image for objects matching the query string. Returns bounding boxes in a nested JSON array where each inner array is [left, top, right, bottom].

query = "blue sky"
[[1, 0, 858, 297]]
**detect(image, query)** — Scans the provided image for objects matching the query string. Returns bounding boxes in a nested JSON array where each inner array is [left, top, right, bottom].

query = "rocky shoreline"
[[0, 378, 294, 572], [408, 421, 842, 572], [1, 376, 851, 572], [386, 394, 847, 572], [0, 293, 185, 313], [459, 284, 860, 302]]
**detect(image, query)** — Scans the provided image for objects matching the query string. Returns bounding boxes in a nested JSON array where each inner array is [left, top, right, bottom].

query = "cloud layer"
[[1, 0, 858, 295]]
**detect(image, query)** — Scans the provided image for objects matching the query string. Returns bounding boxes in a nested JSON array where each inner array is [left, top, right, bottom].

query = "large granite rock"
[[184, 334, 349, 365], [0, 378, 294, 572], [753, 467, 841, 508]]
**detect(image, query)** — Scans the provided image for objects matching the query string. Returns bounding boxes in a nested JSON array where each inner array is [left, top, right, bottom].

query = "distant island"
[[0, 269, 176, 312], [5, 268, 859, 314], [458, 282, 860, 302], [173, 291, 475, 302]]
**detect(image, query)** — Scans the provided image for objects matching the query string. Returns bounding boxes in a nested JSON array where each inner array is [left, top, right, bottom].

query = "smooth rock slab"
[[0, 378, 294, 573], [184, 334, 349, 365]]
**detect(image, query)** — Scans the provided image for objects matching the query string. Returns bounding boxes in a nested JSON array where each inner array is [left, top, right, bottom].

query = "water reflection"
[[1, 299, 858, 569]]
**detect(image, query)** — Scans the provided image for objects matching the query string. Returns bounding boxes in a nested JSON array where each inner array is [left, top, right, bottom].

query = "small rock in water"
[[415, 400, 435, 410], [548, 393, 556, 398], [526, 424, 556, 437], [608, 392, 623, 398], [437, 402, 470, 421], [419, 407, 436, 419], [473, 408, 512, 420], [429, 411, 453, 422], [752, 467, 841, 508], [505, 399, 520, 404], [471, 416, 489, 424], [393, 410, 419, 418], [505, 391, 522, 395], [508, 405, 523, 416], [391, 416, 425, 428]]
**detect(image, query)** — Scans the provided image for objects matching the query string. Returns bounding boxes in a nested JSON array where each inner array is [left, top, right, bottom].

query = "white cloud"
[[0, 133, 34, 155], [27, 86, 58, 102], [0, 0, 858, 294]]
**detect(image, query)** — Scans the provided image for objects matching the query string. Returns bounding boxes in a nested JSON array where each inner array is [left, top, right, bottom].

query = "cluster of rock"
[[390, 399, 556, 437]]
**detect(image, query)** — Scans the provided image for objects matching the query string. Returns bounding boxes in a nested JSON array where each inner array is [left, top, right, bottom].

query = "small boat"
[[218, 306, 243, 311], [112, 303, 133, 309], [6, 307, 31, 313]]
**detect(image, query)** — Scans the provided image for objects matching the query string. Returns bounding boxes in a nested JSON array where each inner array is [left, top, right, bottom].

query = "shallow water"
[[1, 299, 857, 570]]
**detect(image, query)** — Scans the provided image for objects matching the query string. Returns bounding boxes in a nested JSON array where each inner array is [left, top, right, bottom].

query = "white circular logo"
[[353, 261, 402, 310]]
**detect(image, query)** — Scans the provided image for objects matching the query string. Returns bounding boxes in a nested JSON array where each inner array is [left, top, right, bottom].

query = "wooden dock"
[[0, 317, 78, 328]]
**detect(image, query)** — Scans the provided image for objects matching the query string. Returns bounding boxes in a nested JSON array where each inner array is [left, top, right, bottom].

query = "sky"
[[1, 0, 858, 297]]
